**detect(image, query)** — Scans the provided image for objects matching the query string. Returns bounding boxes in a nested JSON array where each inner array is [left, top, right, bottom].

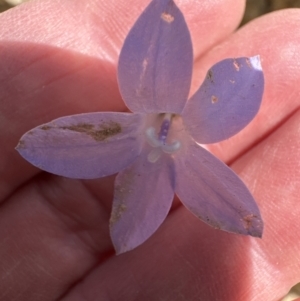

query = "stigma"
[[145, 113, 181, 163]]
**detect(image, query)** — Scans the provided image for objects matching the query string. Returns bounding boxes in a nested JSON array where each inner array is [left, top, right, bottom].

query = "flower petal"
[[16, 112, 144, 179], [110, 149, 175, 254], [183, 56, 264, 144], [174, 140, 263, 237], [118, 0, 193, 114]]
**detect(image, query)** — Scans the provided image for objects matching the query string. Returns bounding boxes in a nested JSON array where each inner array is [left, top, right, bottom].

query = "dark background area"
[[242, 0, 300, 24]]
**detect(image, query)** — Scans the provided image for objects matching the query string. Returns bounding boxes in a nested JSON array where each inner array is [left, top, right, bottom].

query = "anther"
[[145, 113, 181, 163]]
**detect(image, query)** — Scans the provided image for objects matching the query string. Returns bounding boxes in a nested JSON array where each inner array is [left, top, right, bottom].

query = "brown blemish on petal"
[[196, 214, 221, 230], [211, 95, 218, 104], [109, 203, 127, 227], [61, 123, 93, 133], [242, 214, 257, 230], [114, 169, 135, 202], [207, 69, 214, 83], [110, 169, 136, 227], [233, 59, 240, 71], [161, 12, 174, 23], [61, 122, 121, 142], [207, 218, 221, 230], [246, 58, 252, 68], [229, 80, 235, 84], [40, 125, 52, 130], [115, 185, 132, 200], [16, 140, 25, 149]]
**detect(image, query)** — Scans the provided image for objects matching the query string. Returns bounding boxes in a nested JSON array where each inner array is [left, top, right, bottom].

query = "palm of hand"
[[0, 0, 299, 300]]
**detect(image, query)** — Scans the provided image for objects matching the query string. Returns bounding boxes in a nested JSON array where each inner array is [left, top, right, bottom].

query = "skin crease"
[[0, 0, 299, 300]]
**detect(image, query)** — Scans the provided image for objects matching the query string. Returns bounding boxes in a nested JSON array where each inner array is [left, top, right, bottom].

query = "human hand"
[[0, 0, 299, 300]]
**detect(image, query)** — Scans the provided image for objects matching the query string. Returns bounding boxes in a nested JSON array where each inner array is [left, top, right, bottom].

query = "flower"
[[16, 0, 264, 254]]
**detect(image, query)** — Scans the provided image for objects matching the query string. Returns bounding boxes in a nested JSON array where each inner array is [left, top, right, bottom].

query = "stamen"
[[162, 140, 181, 153], [145, 113, 181, 163], [158, 113, 172, 143], [147, 148, 162, 163], [146, 127, 161, 147]]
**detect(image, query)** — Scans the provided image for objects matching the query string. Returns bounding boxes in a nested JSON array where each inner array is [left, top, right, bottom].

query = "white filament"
[[163, 141, 181, 153], [145, 125, 181, 163], [249, 55, 262, 71], [147, 148, 163, 163], [146, 127, 161, 147]]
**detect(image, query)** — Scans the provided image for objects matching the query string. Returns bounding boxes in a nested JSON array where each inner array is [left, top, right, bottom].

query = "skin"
[[0, 0, 300, 300]]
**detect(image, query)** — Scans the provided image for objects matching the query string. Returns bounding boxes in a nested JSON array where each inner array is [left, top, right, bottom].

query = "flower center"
[[145, 113, 181, 163]]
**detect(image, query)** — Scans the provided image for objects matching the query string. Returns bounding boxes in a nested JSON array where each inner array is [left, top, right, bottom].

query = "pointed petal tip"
[[244, 215, 264, 238], [249, 55, 263, 71], [15, 140, 24, 151], [248, 227, 264, 239], [256, 232, 263, 239], [114, 248, 123, 256], [114, 246, 131, 256], [112, 239, 135, 255]]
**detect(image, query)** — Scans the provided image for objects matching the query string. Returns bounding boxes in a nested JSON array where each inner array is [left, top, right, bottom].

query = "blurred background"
[[242, 0, 300, 24], [0, 0, 29, 11], [0, 0, 300, 300]]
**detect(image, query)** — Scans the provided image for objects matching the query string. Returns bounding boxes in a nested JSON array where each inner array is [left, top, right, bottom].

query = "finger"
[[0, 174, 113, 301], [0, 0, 245, 200], [231, 109, 300, 300], [0, 0, 245, 61], [0, 0, 248, 299], [191, 9, 300, 163], [61, 100, 300, 301]]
